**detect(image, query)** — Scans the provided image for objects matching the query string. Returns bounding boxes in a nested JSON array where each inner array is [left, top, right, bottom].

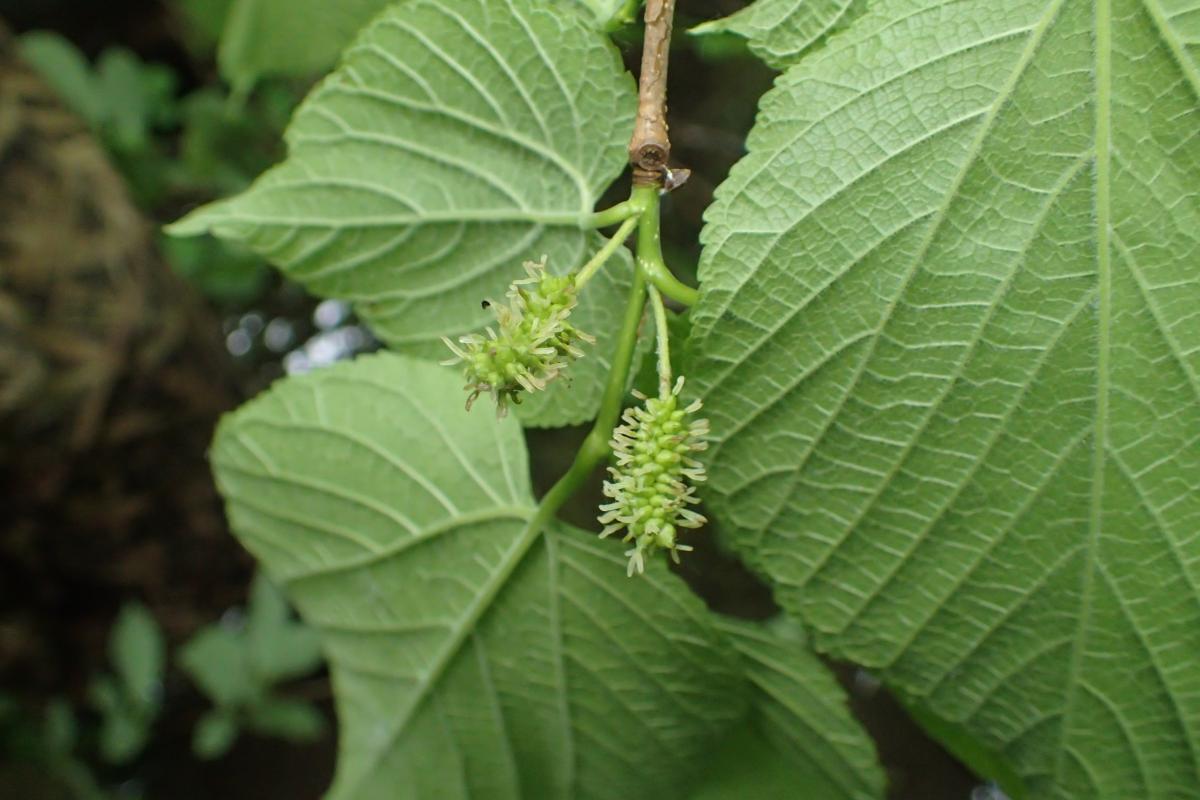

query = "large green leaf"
[[214, 354, 737, 798], [695, 619, 885, 800], [211, 353, 882, 798], [690, 0, 863, 70], [689, 0, 1200, 797], [172, 0, 638, 427]]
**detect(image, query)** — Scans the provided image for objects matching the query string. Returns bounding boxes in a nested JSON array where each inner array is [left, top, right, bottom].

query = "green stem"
[[531, 183, 695, 527], [589, 199, 643, 228], [631, 186, 698, 306], [648, 285, 672, 396], [596, 266, 647, 435], [575, 215, 640, 289], [533, 268, 647, 521]]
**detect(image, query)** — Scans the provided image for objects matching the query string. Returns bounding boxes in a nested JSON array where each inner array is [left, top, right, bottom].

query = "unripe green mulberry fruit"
[[599, 377, 708, 576], [442, 257, 594, 415]]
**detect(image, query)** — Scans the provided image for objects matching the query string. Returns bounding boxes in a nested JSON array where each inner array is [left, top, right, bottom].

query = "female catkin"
[[443, 257, 594, 415], [599, 377, 708, 576]]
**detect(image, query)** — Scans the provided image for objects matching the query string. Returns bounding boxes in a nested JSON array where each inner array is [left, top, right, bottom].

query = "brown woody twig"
[[628, 0, 676, 186]]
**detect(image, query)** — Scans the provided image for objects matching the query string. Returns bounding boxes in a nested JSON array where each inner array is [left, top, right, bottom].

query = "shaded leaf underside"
[[173, 0, 639, 426], [709, 618, 884, 800], [689, 0, 1200, 797], [212, 355, 749, 799], [212, 355, 885, 799]]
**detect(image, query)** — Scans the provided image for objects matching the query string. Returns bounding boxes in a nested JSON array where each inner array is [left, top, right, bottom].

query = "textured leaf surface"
[[696, 619, 885, 800], [689, 0, 1200, 797], [172, 0, 637, 426], [690, 0, 861, 69], [211, 353, 751, 799]]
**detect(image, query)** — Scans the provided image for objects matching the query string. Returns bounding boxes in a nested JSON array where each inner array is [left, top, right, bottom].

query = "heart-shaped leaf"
[[212, 354, 746, 798]]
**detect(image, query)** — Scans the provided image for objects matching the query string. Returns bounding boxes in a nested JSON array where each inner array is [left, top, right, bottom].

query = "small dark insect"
[[661, 166, 691, 194], [481, 300, 491, 309]]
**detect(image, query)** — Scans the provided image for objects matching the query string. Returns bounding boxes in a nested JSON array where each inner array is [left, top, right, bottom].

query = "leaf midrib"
[[336, 513, 542, 799], [1053, 0, 1111, 791]]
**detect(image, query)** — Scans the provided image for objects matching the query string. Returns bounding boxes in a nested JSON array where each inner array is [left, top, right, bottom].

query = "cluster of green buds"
[[442, 257, 594, 415], [599, 377, 709, 576]]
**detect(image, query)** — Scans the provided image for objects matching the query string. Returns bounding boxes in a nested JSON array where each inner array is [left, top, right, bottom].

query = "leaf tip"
[[687, 19, 731, 37], [164, 201, 229, 238]]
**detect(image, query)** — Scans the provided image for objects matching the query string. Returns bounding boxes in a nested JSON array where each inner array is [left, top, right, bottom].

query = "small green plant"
[[88, 603, 165, 766], [18, 31, 297, 303], [18, 33, 177, 162], [168, 0, 1200, 797], [0, 696, 109, 800], [178, 573, 324, 759]]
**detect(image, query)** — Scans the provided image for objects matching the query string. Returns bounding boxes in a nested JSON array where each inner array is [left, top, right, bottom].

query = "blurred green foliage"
[[0, 696, 109, 800], [179, 574, 325, 760], [185, 0, 392, 91], [177, 0, 646, 93], [17, 30, 299, 304], [18, 33, 178, 202], [1, 591, 325, 794], [88, 603, 165, 766], [588, 0, 643, 30], [175, 0, 236, 54]]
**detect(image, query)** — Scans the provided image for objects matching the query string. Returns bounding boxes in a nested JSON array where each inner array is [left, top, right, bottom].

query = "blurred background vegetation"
[[0, 1, 988, 797]]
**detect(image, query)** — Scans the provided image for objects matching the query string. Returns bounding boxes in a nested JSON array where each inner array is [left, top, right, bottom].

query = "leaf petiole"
[[588, 199, 645, 228], [576, 214, 640, 289]]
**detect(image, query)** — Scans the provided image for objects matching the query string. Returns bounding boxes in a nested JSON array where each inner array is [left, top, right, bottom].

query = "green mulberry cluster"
[[443, 257, 594, 415], [599, 377, 709, 576]]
